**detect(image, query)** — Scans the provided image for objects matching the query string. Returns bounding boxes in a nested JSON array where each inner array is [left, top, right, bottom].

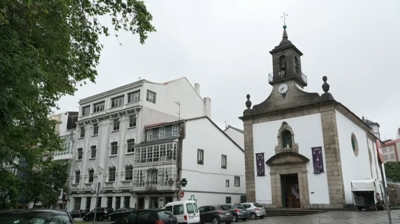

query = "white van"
[[351, 179, 387, 211], [164, 200, 200, 224]]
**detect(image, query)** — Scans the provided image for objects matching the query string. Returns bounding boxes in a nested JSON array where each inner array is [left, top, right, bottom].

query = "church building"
[[240, 25, 385, 209]]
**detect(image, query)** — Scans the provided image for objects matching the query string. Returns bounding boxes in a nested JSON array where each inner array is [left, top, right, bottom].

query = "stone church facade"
[[240, 25, 384, 209]]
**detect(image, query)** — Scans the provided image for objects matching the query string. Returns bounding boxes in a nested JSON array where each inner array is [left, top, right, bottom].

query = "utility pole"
[[93, 183, 101, 224]]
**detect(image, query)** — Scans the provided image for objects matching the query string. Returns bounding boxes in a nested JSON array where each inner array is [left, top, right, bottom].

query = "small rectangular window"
[[147, 130, 153, 141], [82, 106, 90, 116], [197, 149, 204, 165], [111, 96, 124, 108], [146, 90, 156, 103], [93, 102, 105, 113], [88, 170, 94, 183], [111, 142, 118, 155], [226, 180, 229, 187], [109, 167, 116, 182], [91, 146, 96, 158], [127, 139, 135, 153], [226, 197, 231, 203], [129, 115, 136, 128], [113, 119, 120, 131], [172, 125, 179, 136], [128, 90, 140, 103], [124, 197, 130, 208], [159, 127, 165, 138], [234, 176, 240, 187], [80, 126, 85, 138], [221, 155, 227, 169], [77, 148, 83, 160], [125, 166, 133, 180], [93, 123, 99, 135], [75, 171, 80, 184]]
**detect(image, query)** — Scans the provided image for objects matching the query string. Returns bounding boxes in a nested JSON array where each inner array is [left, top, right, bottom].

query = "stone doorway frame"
[[266, 152, 310, 209]]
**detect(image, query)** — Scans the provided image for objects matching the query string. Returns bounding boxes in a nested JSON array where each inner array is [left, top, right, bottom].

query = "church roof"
[[270, 25, 303, 56]]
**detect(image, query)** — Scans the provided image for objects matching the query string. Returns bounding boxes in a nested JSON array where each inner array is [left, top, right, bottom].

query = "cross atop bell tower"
[[269, 15, 307, 87]]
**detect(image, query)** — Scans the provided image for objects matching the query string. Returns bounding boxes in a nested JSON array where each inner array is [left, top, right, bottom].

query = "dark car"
[[113, 209, 178, 224], [69, 209, 87, 218], [0, 209, 73, 224], [199, 205, 233, 224], [220, 204, 248, 222], [108, 208, 136, 221], [83, 207, 114, 221]]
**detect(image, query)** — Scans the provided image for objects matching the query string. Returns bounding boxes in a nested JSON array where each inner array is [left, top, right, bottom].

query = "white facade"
[[181, 117, 246, 206], [224, 125, 245, 150], [335, 111, 384, 204], [253, 113, 330, 205], [68, 77, 212, 211]]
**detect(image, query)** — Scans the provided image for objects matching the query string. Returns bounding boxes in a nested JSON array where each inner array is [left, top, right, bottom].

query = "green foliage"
[[23, 160, 71, 208], [0, 0, 155, 163], [0, 0, 155, 208], [0, 169, 21, 209], [384, 161, 400, 182]]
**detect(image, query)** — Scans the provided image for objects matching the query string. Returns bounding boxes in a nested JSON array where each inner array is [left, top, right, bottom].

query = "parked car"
[[164, 200, 200, 224], [112, 209, 178, 224], [198, 205, 233, 224], [220, 204, 248, 222], [241, 203, 266, 219], [69, 209, 87, 218], [0, 209, 73, 223], [108, 208, 136, 221], [83, 207, 114, 221]]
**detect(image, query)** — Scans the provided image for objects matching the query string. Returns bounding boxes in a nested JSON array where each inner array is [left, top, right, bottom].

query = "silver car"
[[241, 202, 266, 219]]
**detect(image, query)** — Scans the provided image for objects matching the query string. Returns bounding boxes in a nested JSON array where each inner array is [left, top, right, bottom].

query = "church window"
[[279, 56, 286, 74], [282, 130, 292, 148], [294, 56, 299, 74], [351, 133, 359, 156]]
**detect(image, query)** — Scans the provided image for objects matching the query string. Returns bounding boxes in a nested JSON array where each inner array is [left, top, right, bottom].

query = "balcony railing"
[[103, 182, 115, 189], [132, 180, 176, 192], [133, 157, 177, 168], [120, 181, 133, 189], [268, 72, 308, 85]]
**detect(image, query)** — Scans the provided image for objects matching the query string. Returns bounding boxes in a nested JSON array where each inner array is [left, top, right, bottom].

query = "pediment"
[[266, 152, 309, 166]]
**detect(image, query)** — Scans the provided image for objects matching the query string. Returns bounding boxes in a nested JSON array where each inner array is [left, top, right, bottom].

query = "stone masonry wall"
[[243, 119, 256, 202]]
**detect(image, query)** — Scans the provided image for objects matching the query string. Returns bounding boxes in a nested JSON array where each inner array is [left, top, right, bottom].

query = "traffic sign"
[[181, 178, 187, 187], [180, 191, 184, 198]]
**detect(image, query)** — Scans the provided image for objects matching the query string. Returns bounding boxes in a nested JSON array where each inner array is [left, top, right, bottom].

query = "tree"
[[23, 160, 71, 208], [0, 168, 20, 209], [384, 161, 400, 182], [0, 0, 155, 192]]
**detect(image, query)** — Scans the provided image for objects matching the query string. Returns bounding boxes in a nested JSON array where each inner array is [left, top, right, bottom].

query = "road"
[[87, 210, 400, 224]]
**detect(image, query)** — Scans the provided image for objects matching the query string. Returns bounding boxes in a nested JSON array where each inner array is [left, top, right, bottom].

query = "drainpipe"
[[176, 121, 186, 201]]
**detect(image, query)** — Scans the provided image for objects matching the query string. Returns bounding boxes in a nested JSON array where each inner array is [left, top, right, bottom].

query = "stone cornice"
[[77, 107, 141, 126], [79, 80, 144, 104]]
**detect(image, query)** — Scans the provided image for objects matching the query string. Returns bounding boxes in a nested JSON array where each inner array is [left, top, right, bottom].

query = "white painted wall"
[[336, 110, 375, 204], [367, 137, 381, 180], [252, 113, 330, 205], [143, 78, 208, 119], [181, 118, 246, 205], [70, 78, 212, 211], [180, 192, 243, 207], [224, 128, 244, 150]]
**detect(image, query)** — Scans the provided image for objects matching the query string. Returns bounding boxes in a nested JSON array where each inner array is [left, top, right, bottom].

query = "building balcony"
[[120, 181, 133, 190], [133, 157, 177, 168], [132, 180, 176, 192], [103, 182, 116, 190]]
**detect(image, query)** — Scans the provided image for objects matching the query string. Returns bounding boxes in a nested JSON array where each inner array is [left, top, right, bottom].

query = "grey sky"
[[56, 0, 400, 140]]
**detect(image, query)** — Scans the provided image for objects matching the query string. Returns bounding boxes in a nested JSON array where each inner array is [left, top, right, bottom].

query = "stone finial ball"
[[246, 94, 250, 99], [322, 76, 327, 82]]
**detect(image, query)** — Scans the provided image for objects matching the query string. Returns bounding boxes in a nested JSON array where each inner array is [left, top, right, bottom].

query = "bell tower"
[[269, 24, 307, 87]]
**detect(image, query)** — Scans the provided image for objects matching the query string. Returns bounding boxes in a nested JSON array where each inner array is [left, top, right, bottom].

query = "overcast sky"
[[56, 0, 400, 140]]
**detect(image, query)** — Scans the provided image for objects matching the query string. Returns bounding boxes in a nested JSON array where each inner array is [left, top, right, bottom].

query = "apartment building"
[[68, 77, 212, 211], [132, 116, 246, 209]]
